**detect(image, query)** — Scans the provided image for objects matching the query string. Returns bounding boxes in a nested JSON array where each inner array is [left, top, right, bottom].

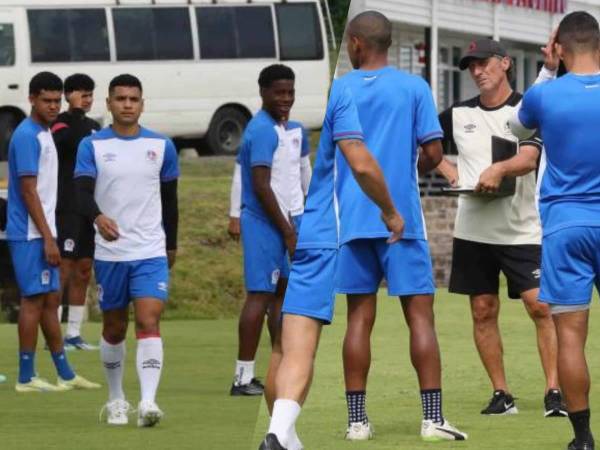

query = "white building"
[[338, 0, 600, 110]]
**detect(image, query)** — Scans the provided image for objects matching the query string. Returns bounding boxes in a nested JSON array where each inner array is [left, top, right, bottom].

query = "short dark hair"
[[557, 11, 600, 54], [64, 73, 95, 94], [347, 11, 392, 52], [258, 64, 295, 89], [109, 74, 143, 94], [29, 71, 63, 96]]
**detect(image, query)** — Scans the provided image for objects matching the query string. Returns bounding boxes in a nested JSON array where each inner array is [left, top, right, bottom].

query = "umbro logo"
[[157, 282, 168, 292], [103, 153, 117, 162], [532, 269, 541, 279], [464, 123, 476, 133], [142, 358, 161, 370], [363, 75, 378, 82]]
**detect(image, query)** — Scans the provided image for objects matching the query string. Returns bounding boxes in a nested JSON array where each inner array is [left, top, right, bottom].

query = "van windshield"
[[0, 24, 15, 66]]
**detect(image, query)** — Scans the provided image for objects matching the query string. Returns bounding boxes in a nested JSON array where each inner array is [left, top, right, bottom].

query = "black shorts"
[[56, 213, 95, 259], [449, 238, 540, 299]]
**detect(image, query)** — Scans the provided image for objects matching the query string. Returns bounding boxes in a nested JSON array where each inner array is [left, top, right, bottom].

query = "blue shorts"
[[8, 239, 60, 297], [336, 238, 435, 296], [282, 248, 338, 324], [241, 211, 301, 293], [94, 257, 169, 311], [539, 227, 600, 306]]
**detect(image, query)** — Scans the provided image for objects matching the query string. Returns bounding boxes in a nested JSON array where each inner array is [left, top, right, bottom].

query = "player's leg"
[[265, 277, 286, 413], [130, 256, 170, 427], [64, 257, 94, 349], [17, 293, 44, 388], [336, 239, 380, 439], [58, 256, 74, 324], [259, 248, 336, 450]]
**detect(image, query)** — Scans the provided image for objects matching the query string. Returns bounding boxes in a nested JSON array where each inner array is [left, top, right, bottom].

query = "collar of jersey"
[[477, 91, 519, 112], [352, 65, 394, 77], [108, 125, 143, 140]]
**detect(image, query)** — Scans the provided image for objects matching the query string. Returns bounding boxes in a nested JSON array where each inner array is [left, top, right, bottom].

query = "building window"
[[28, 9, 109, 62], [276, 3, 323, 60], [197, 6, 275, 59], [114, 8, 193, 61], [437, 45, 462, 110], [0, 24, 15, 66]]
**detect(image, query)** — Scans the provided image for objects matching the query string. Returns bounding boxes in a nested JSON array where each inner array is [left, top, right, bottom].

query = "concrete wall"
[[422, 196, 457, 287]]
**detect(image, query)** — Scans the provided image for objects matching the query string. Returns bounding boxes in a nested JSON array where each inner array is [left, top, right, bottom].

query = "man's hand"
[[381, 210, 405, 244], [66, 90, 84, 110], [476, 163, 505, 193], [284, 216, 297, 258], [95, 214, 119, 241], [44, 237, 61, 267], [167, 250, 177, 269], [541, 29, 559, 72], [437, 158, 459, 187], [227, 217, 241, 241]]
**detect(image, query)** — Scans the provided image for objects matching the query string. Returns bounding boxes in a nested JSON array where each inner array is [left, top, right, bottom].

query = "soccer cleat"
[[258, 433, 287, 450], [480, 390, 518, 415], [230, 378, 264, 396], [568, 438, 595, 450], [57, 374, 101, 390], [64, 335, 98, 351], [15, 376, 69, 393], [545, 389, 568, 417], [421, 419, 468, 441], [137, 400, 164, 427], [345, 421, 374, 441], [99, 399, 132, 425]]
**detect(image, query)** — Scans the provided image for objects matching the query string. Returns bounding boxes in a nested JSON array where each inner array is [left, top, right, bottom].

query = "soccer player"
[[258, 72, 405, 450], [52, 73, 100, 350], [74, 74, 179, 427], [334, 11, 467, 441], [7, 71, 100, 392], [436, 37, 565, 417], [510, 12, 600, 450], [229, 64, 312, 397]]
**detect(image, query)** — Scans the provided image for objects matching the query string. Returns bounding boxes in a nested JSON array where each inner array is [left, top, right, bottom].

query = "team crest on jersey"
[[41, 270, 50, 285], [97, 284, 104, 303], [292, 137, 301, 148], [64, 239, 75, 253], [146, 150, 158, 162], [103, 153, 117, 162], [271, 269, 280, 285]]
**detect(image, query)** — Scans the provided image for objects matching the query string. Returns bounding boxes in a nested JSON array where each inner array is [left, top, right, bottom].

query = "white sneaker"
[[15, 376, 70, 393], [100, 399, 132, 425], [345, 421, 374, 440], [137, 400, 163, 427], [421, 419, 468, 441]]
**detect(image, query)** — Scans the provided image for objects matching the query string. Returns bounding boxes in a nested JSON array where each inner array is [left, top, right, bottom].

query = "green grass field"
[[1, 289, 598, 450]]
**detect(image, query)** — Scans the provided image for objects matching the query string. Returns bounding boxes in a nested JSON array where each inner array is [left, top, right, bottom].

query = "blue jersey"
[[297, 80, 363, 249], [238, 110, 309, 221], [335, 67, 442, 243], [7, 118, 58, 241], [519, 73, 600, 235], [74, 126, 179, 261]]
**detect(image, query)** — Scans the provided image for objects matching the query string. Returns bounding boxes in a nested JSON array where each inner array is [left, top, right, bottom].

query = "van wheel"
[[0, 112, 21, 161], [205, 107, 249, 156]]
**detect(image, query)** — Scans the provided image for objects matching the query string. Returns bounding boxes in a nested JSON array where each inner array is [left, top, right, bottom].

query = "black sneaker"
[[259, 433, 287, 450], [568, 438, 595, 450], [230, 378, 264, 396], [545, 389, 568, 417], [481, 390, 519, 415]]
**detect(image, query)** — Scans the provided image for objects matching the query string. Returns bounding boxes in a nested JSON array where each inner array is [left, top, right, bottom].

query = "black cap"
[[459, 39, 508, 70]]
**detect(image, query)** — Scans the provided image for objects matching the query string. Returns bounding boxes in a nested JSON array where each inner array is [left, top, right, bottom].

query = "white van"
[[0, 0, 331, 157]]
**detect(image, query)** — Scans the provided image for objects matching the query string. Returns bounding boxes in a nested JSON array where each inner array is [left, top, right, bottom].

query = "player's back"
[[521, 73, 600, 233], [335, 67, 442, 243]]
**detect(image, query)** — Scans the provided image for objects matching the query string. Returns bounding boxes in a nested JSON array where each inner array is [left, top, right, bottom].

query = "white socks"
[[268, 399, 302, 448], [234, 360, 255, 385], [100, 337, 126, 401], [66, 305, 85, 338], [136, 337, 163, 403]]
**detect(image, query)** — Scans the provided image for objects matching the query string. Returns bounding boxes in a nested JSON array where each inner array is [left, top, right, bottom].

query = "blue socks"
[[18, 351, 35, 383], [51, 351, 75, 381]]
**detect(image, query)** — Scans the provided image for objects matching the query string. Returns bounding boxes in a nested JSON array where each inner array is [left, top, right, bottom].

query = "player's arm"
[[300, 127, 312, 196], [161, 179, 178, 268], [19, 176, 60, 266], [418, 139, 443, 175], [252, 166, 297, 256], [476, 145, 540, 193], [338, 139, 404, 242], [536, 28, 559, 82], [227, 162, 241, 241]]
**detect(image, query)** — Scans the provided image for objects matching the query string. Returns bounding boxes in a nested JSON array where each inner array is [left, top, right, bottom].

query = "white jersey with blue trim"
[[7, 117, 58, 241], [74, 126, 180, 262]]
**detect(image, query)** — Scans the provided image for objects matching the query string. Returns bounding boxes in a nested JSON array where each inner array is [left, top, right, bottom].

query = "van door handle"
[[8, 84, 18, 90]]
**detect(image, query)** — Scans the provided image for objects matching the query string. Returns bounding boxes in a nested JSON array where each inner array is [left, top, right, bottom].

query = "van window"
[[28, 9, 109, 62], [196, 6, 275, 59], [0, 24, 15, 66], [276, 3, 323, 60], [114, 7, 193, 61]]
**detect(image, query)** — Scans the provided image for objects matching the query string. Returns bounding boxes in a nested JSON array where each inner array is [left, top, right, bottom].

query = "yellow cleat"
[[15, 376, 71, 393], [57, 374, 101, 390]]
